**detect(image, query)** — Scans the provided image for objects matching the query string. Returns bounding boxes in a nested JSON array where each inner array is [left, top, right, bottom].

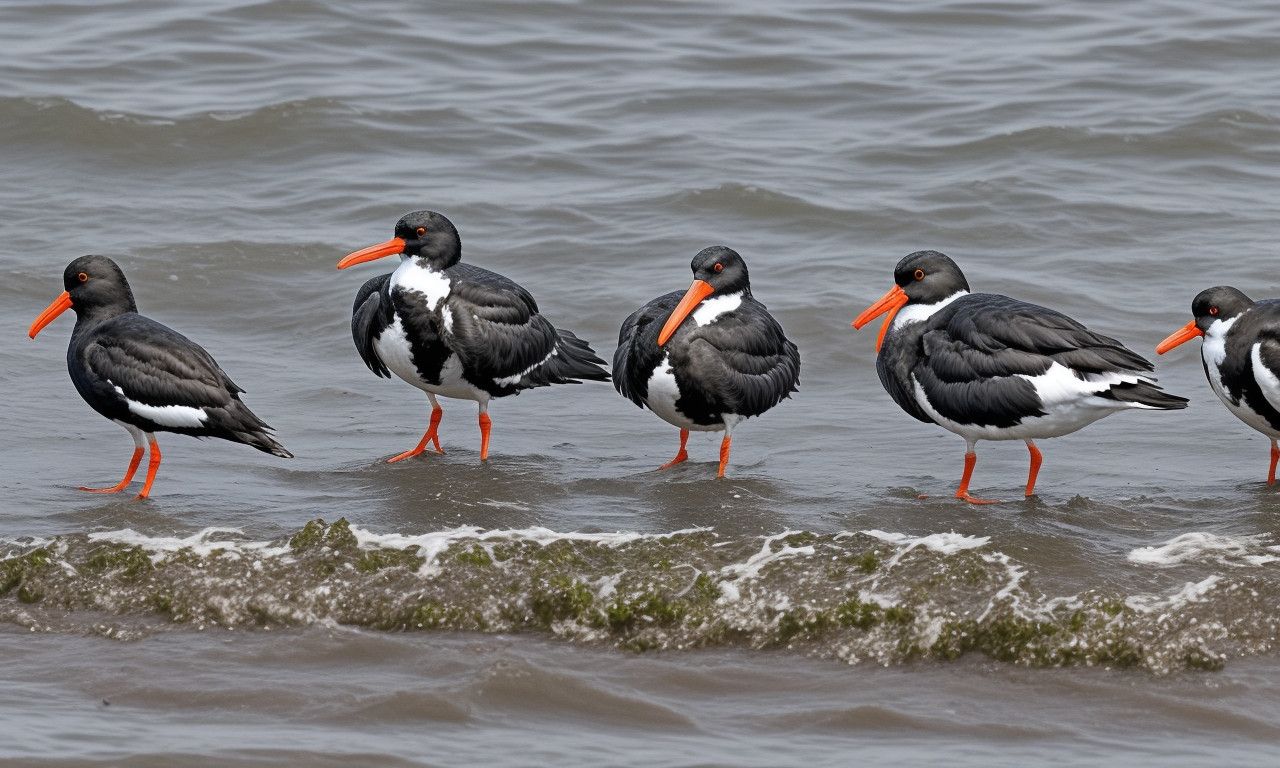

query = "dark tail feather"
[[218, 401, 295, 457], [240, 430, 294, 458], [547, 329, 611, 383], [1104, 380, 1189, 410]]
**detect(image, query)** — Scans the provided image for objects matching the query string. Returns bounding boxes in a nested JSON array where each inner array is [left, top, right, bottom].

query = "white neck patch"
[[392, 258, 452, 312], [1201, 315, 1239, 369], [691, 291, 743, 327], [1202, 315, 1239, 404], [893, 290, 967, 331]]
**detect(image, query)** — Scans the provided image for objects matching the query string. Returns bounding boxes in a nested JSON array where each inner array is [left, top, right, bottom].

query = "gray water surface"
[[4, 0, 1280, 764]]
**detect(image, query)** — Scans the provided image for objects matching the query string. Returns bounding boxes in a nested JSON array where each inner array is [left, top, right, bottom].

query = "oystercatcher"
[[338, 210, 609, 460], [853, 251, 1187, 503], [28, 255, 292, 499], [1156, 286, 1280, 483], [613, 246, 800, 477]]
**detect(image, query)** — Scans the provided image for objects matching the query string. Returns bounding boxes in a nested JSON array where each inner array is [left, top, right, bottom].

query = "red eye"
[[77, 272, 88, 283], [913, 269, 925, 280], [713, 263, 723, 272], [416, 227, 426, 237], [1209, 307, 1218, 315]]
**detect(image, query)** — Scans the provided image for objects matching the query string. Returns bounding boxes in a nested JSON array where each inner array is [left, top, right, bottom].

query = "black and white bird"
[[853, 250, 1186, 503], [1157, 286, 1280, 484], [613, 246, 800, 477], [338, 210, 610, 461], [28, 255, 292, 499]]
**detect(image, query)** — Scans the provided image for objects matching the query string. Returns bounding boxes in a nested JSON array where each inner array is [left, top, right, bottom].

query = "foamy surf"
[[3, 519, 1275, 673]]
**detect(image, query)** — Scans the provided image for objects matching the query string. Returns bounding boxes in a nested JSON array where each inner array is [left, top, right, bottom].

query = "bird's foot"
[[78, 483, 130, 493], [387, 448, 423, 463], [657, 450, 689, 470], [956, 491, 1001, 505]]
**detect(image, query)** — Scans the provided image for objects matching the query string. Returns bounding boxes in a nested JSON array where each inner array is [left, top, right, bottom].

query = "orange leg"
[[1269, 439, 1279, 485], [388, 404, 445, 463], [717, 435, 732, 478], [478, 413, 492, 460], [658, 429, 690, 470], [955, 448, 1000, 505], [135, 435, 162, 500], [1024, 440, 1043, 497], [80, 445, 145, 493]]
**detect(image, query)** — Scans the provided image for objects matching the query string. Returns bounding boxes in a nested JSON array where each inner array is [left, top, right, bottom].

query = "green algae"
[[531, 576, 595, 625], [0, 547, 53, 597], [289, 517, 357, 553], [452, 544, 493, 567], [357, 546, 425, 573], [836, 598, 882, 630], [0, 525, 1253, 674], [603, 589, 688, 631], [783, 532, 818, 548], [84, 545, 153, 578], [929, 610, 1144, 668], [777, 608, 833, 643]]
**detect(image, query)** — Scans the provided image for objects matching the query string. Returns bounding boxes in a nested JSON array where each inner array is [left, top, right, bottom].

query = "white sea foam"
[[87, 527, 293, 563], [1127, 532, 1279, 568], [860, 530, 990, 571], [348, 524, 710, 577], [1125, 575, 1222, 614], [717, 531, 816, 602]]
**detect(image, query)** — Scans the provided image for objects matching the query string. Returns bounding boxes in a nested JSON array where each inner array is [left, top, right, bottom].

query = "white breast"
[[374, 316, 486, 402], [374, 316, 425, 389], [691, 292, 743, 327], [1201, 316, 1237, 405], [644, 353, 722, 432], [892, 290, 966, 331], [392, 260, 452, 312]]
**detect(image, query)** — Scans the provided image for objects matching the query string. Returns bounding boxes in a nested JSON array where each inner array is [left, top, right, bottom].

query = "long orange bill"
[[657, 279, 715, 347], [337, 237, 406, 269], [1155, 320, 1204, 355], [29, 291, 73, 339], [851, 284, 908, 352]]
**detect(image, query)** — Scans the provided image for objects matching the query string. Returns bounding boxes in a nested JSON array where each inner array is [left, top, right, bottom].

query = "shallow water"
[[4, 0, 1280, 763]]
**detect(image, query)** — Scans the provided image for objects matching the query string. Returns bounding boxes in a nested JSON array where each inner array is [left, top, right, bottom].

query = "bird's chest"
[[643, 353, 723, 431], [1205, 336, 1280, 436], [376, 267, 457, 385], [374, 314, 478, 399]]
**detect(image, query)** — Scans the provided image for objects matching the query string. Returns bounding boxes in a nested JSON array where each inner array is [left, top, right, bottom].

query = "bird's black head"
[[656, 246, 754, 347], [392, 210, 462, 269], [64, 255, 138, 319], [1190, 286, 1254, 331], [893, 250, 970, 305], [690, 245, 751, 296], [30, 255, 137, 338], [338, 210, 463, 272]]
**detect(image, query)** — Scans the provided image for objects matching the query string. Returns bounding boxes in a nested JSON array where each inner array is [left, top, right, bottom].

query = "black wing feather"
[[444, 262, 608, 388], [613, 291, 682, 408], [82, 314, 237, 409], [352, 273, 393, 378], [668, 296, 801, 419], [943, 294, 1155, 374]]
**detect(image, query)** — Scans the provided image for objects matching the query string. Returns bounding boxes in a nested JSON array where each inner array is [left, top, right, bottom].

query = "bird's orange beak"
[[657, 280, 715, 347], [1155, 320, 1204, 355], [337, 237, 406, 269], [852, 284, 908, 352], [29, 291, 73, 339]]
